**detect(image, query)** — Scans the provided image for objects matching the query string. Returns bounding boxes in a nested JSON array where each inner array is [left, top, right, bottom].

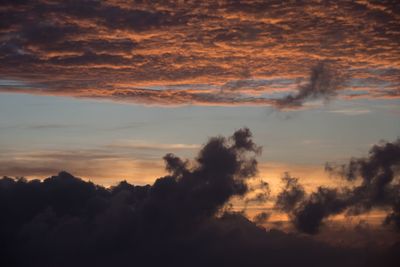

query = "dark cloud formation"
[[276, 62, 348, 108], [253, 211, 271, 225], [1, 128, 397, 267], [244, 179, 271, 205], [0, 0, 399, 106], [275, 173, 306, 212], [276, 138, 400, 235]]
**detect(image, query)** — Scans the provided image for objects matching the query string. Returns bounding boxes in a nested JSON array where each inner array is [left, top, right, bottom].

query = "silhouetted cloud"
[[2, 129, 398, 266], [275, 173, 306, 212], [276, 62, 349, 108], [276, 138, 400, 235], [253, 211, 271, 225]]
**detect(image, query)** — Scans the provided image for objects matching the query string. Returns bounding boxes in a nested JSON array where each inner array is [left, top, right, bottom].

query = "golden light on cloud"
[[0, 0, 399, 107], [0, 2, 399, 265]]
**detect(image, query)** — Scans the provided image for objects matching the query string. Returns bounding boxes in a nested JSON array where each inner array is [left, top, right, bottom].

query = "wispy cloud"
[[0, 148, 165, 184], [108, 141, 200, 151], [329, 109, 371, 116]]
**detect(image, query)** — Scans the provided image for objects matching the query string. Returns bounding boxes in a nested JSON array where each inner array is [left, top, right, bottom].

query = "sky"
[[0, 1, 400, 266]]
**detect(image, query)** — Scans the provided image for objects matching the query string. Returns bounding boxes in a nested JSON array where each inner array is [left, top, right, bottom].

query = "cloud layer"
[[0, 0, 399, 106], [1, 128, 399, 266]]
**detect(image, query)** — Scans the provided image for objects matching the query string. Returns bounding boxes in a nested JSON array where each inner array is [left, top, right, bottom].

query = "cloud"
[[276, 62, 349, 108], [276, 138, 400, 234], [0, 148, 166, 184], [329, 109, 371, 116], [0, 0, 399, 107], [253, 211, 271, 225], [275, 173, 306, 212], [1, 128, 399, 266], [107, 141, 200, 151]]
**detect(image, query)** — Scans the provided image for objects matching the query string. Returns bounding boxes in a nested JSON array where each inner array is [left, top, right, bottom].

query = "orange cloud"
[[0, 0, 399, 106]]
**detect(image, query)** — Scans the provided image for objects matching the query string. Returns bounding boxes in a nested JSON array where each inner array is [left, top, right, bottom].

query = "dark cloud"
[[48, 39, 138, 54], [1, 128, 397, 267], [276, 62, 349, 108], [253, 211, 271, 225], [245, 179, 271, 204], [275, 173, 306, 212], [277, 138, 400, 235], [292, 187, 350, 234], [21, 22, 81, 45]]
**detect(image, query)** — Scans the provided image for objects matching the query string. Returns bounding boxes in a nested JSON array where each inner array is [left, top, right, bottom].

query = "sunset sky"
[[0, 1, 399, 266], [1, 0, 399, 184]]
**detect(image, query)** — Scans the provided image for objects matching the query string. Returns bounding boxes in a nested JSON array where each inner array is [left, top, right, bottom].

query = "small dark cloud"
[[275, 173, 306, 212], [253, 212, 271, 225], [276, 62, 349, 108], [292, 187, 350, 234], [245, 179, 271, 204]]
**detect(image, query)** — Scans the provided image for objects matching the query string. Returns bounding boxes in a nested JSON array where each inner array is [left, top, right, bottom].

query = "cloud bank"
[[1, 128, 399, 267], [0, 0, 399, 107]]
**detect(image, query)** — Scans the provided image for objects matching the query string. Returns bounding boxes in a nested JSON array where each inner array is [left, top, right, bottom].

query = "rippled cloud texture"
[[1, 0, 399, 106]]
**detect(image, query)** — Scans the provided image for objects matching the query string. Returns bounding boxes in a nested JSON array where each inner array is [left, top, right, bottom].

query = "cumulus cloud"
[[276, 138, 400, 234], [1, 128, 399, 266]]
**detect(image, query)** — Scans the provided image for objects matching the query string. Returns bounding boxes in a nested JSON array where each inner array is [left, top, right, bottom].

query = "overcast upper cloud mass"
[[0, 129, 399, 267], [0, 0, 399, 107]]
